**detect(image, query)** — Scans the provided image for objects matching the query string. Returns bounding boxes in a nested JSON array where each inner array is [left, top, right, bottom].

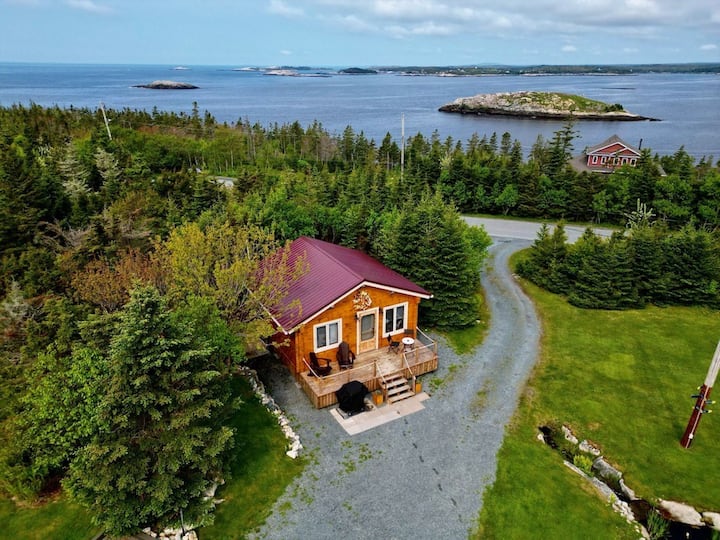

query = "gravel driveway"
[[250, 237, 539, 539]]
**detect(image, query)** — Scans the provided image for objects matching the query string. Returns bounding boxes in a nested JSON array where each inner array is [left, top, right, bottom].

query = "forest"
[[0, 102, 718, 535]]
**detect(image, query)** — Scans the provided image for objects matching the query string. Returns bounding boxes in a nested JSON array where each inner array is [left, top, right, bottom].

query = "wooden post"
[[680, 340, 720, 448]]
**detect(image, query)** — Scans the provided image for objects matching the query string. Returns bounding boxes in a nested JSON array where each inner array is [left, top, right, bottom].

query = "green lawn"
[[0, 497, 98, 540], [0, 375, 303, 540], [477, 252, 720, 538], [200, 376, 305, 539]]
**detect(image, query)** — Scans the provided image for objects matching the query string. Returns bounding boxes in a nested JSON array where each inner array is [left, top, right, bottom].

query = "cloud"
[[268, 0, 304, 18], [65, 0, 112, 14], [280, 49, 293, 55], [301, 0, 719, 40], [562, 44, 577, 52], [700, 43, 717, 51]]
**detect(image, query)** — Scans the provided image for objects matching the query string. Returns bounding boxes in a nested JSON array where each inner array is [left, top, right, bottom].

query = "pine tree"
[[64, 286, 235, 536], [380, 191, 490, 328]]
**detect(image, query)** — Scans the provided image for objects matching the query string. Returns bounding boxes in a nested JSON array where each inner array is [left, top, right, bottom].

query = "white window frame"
[[313, 318, 342, 352], [591, 155, 598, 165], [383, 302, 408, 337]]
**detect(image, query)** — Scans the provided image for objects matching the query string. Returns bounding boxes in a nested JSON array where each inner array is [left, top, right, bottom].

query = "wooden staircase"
[[381, 373, 415, 404]]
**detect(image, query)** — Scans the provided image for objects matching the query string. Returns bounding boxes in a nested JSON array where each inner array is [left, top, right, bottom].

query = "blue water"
[[1, 63, 718, 159]]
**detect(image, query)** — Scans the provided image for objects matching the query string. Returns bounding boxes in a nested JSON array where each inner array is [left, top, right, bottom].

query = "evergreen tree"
[[627, 224, 669, 305], [64, 286, 235, 536], [380, 191, 490, 328], [662, 227, 720, 306], [517, 223, 568, 294]]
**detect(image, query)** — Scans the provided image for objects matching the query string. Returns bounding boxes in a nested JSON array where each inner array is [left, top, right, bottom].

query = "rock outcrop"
[[439, 91, 656, 121], [134, 80, 198, 89]]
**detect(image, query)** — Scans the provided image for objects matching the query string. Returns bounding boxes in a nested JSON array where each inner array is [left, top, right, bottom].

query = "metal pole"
[[400, 113, 404, 182], [99, 102, 112, 141], [680, 340, 720, 448]]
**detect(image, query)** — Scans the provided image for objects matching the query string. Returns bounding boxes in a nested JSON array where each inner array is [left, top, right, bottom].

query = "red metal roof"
[[267, 236, 430, 333]]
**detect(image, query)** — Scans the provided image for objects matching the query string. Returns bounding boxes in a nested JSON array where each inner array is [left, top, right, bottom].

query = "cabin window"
[[383, 302, 408, 336], [314, 319, 341, 352], [591, 155, 598, 165], [601, 156, 607, 164]]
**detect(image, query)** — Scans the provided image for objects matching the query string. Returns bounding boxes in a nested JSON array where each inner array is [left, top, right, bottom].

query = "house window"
[[591, 155, 598, 165], [601, 156, 607, 164], [314, 319, 341, 352], [383, 302, 408, 336]]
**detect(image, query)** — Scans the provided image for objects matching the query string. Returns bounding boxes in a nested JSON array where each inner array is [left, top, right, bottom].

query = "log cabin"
[[263, 236, 439, 408]]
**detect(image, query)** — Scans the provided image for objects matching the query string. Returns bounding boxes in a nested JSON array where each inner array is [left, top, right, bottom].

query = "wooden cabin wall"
[[292, 285, 422, 374]]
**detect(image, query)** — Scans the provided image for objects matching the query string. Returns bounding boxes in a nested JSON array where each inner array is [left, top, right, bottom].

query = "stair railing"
[[375, 360, 389, 403], [401, 350, 417, 393]]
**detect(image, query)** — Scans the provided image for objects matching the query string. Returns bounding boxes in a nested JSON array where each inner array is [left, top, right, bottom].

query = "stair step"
[[388, 389, 415, 403], [379, 373, 416, 404], [387, 382, 411, 396], [383, 378, 406, 390]]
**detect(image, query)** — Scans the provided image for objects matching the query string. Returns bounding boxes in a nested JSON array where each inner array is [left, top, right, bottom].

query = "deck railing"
[[299, 328, 438, 407]]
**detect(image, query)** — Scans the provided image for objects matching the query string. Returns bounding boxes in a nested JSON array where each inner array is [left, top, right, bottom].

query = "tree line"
[[518, 216, 720, 310]]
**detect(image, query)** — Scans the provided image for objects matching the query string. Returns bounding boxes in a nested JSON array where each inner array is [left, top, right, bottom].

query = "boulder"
[[591, 457, 623, 491], [618, 478, 636, 502], [562, 425, 579, 445], [703, 512, 720, 531], [658, 499, 704, 527], [579, 439, 601, 456]]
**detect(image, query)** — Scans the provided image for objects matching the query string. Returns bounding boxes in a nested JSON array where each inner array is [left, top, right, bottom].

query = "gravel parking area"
[[249, 238, 539, 539]]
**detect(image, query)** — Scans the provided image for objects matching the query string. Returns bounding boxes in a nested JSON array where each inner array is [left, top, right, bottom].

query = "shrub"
[[572, 454, 594, 476]]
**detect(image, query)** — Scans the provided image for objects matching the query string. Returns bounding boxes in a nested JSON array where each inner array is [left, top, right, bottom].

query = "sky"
[[1, 0, 719, 66]]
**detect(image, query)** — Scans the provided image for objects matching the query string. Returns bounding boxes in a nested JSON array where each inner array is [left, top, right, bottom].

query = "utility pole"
[[400, 112, 405, 182], [680, 340, 720, 448], [99, 102, 112, 141]]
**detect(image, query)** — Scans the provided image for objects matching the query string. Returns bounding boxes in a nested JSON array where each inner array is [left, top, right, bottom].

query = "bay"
[[0, 62, 718, 159]]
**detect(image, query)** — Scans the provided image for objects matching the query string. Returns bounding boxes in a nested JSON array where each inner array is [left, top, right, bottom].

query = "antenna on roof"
[[99, 102, 112, 141], [638, 138, 643, 150]]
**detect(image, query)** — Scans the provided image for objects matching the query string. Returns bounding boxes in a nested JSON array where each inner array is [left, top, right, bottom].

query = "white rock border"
[[541, 424, 720, 534], [237, 365, 303, 459]]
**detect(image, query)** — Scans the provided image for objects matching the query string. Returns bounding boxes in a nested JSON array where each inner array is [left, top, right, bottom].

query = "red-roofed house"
[[263, 236, 438, 408], [571, 134, 642, 173]]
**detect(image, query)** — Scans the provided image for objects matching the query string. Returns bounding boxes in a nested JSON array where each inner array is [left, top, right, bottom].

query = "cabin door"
[[356, 308, 379, 354]]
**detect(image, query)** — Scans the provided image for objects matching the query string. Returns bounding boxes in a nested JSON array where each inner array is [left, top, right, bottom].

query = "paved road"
[[463, 216, 616, 242], [251, 235, 540, 539]]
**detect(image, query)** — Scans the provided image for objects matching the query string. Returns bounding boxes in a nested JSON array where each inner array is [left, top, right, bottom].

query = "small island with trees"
[[439, 91, 657, 121]]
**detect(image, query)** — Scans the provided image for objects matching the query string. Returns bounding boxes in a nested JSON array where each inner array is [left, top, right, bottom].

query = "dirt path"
[[250, 238, 539, 539]]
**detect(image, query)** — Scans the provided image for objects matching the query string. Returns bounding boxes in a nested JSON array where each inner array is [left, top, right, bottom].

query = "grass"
[[0, 375, 304, 540], [444, 290, 490, 355], [476, 250, 720, 538], [200, 375, 305, 539], [0, 497, 98, 540]]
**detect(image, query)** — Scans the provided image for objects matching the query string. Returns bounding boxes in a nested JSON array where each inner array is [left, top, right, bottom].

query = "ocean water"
[[0, 63, 718, 159]]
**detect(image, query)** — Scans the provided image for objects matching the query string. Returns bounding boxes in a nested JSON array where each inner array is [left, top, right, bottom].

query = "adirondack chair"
[[336, 341, 356, 369], [309, 352, 332, 377]]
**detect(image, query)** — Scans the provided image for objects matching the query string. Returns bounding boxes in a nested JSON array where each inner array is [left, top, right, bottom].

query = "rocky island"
[[133, 80, 198, 90], [439, 91, 657, 121]]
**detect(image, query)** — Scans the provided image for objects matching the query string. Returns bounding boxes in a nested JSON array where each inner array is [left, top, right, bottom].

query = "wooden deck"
[[299, 330, 438, 408]]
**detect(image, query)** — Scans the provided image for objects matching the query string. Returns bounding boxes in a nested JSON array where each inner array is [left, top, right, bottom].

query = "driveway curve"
[[250, 236, 539, 539]]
